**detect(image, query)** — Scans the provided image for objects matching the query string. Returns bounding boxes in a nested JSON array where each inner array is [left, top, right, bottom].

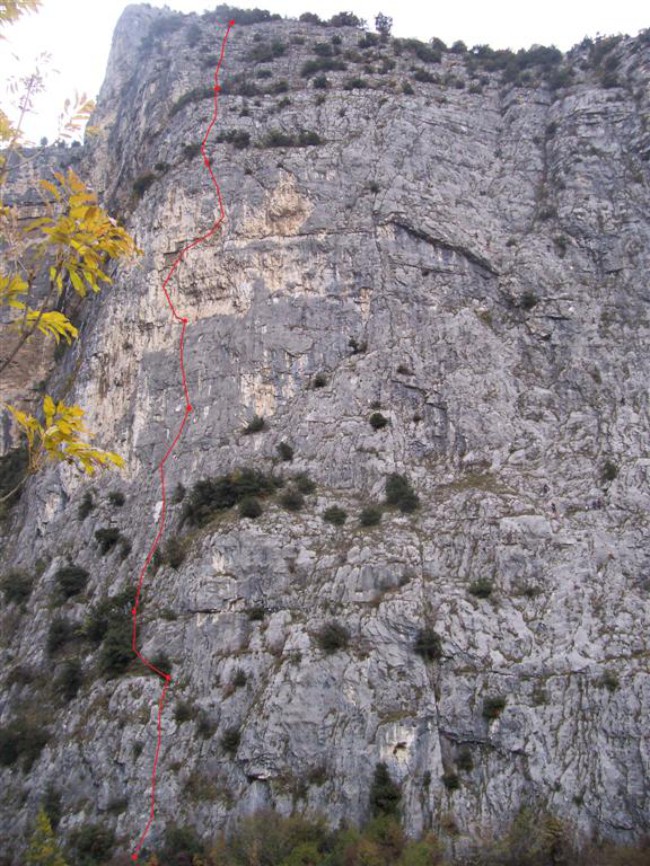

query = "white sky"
[[1, 0, 648, 142]]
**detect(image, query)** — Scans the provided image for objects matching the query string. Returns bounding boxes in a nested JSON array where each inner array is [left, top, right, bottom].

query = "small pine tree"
[[26, 808, 69, 866]]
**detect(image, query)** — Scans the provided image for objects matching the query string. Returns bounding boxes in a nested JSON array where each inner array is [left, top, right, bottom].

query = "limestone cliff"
[[1, 4, 650, 860]]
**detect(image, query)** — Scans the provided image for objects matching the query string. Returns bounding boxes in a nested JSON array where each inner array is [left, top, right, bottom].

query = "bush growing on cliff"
[[0, 719, 49, 770], [360, 505, 382, 526], [56, 658, 83, 703], [214, 5, 282, 25], [55, 565, 89, 600], [469, 578, 493, 599], [323, 505, 347, 526], [169, 86, 213, 116], [95, 527, 121, 555], [483, 695, 507, 720], [69, 823, 115, 866], [370, 762, 401, 817], [315, 621, 350, 653], [1, 569, 33, 605], [183, 468, 278, 526], [301, 57, 347, 77], [414, 626, 442, 661], [46, 616, 78, 656], [385, 473, 420, 513]]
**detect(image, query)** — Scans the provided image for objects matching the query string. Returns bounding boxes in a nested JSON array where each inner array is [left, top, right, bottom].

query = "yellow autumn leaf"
[[4, 397, 124, 477], [22, 308, 78, 344]]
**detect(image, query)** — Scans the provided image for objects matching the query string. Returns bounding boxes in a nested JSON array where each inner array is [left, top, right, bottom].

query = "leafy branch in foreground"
[[1, 397, 124, 501]]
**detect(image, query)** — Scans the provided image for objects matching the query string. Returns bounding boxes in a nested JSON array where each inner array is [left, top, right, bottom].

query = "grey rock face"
[[1, 6, 649, 859]]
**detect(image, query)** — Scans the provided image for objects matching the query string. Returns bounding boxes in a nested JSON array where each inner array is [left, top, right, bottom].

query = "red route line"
[[130, 18, 235, 862]]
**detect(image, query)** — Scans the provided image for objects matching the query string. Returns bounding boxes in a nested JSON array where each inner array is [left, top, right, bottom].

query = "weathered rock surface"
[[1, 5, 650, 859]]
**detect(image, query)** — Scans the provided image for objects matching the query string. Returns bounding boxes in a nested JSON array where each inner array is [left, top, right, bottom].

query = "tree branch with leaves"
[[1, 3, 141, 502]]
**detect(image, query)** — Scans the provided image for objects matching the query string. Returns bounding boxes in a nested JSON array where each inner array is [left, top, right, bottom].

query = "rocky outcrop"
[[1, 6, 649, 859]]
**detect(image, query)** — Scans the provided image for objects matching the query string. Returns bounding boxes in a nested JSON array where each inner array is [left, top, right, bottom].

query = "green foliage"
[[442, 772, 460, 791], [413, 626, 442, 661], [483, 695, 507, 720], [182, 142, 202, 160], [0, 718, 48, 770], [260, 129, 323, 148], [328, 11, 364, 27], [313, 372, 328, 388], [68, 823, 115, 866], [602, 460, 618, 482], [323, 505, 347, 526], [232, 667, 247, 688], [165, 536, 186, 569], [277, 441, 294, 461], [520, 291, 539, 310], [132, 172, 155, 200], [169, 85, 213, 117], [150, 651, 172, 677], [108, 490, 125, 506], [196, 710, 217, 739], [239, 495, 262, 519], [1, 568, 33, 604], [55, 658, 83, 703], [221, 75, 261, 97], [360, 505, 382, 526], [216, 128, 251, 149], [468, 578, 493, 599], [300, 11, 321, 23], [215, 810, 329, 865], [413, 68, 437, 83], [293, 472, 316, 494], [82, 585, 135, 647], [0, 445, 28, 516], [315, 620, 349, 654], [46, 616, 77, 656], [280, 488, 305, 512], [55, 565, 89, 600], [174, 700, 194, 724], [247, 606, 266, 621], [301, 57, 347, 77], [94, 527, 120, 555], [159, 825, 204, 866], [248, 40, 286, 62], [314, 41, 335, 56], [243, 414, 266, 434], [343, 76, 368, 90], [183, 467, 278, 527], [369, 412, 388, 430], [369, 762, 401, 818], [359, 32, 380, 49], [42, 784, 62, 831], [98, 616, 132, 678], [385, 473, 420, 513], [77, 491, 94, 520], [214, 5, 281, 25], [172, 482, 186, 503], [221, 726, 241, 755], [599, 669, 619, 692], [457, 748, 474, 772]]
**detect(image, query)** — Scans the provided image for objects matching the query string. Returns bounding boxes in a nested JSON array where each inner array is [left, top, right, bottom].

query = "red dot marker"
[[186, 404, 193, 413]]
